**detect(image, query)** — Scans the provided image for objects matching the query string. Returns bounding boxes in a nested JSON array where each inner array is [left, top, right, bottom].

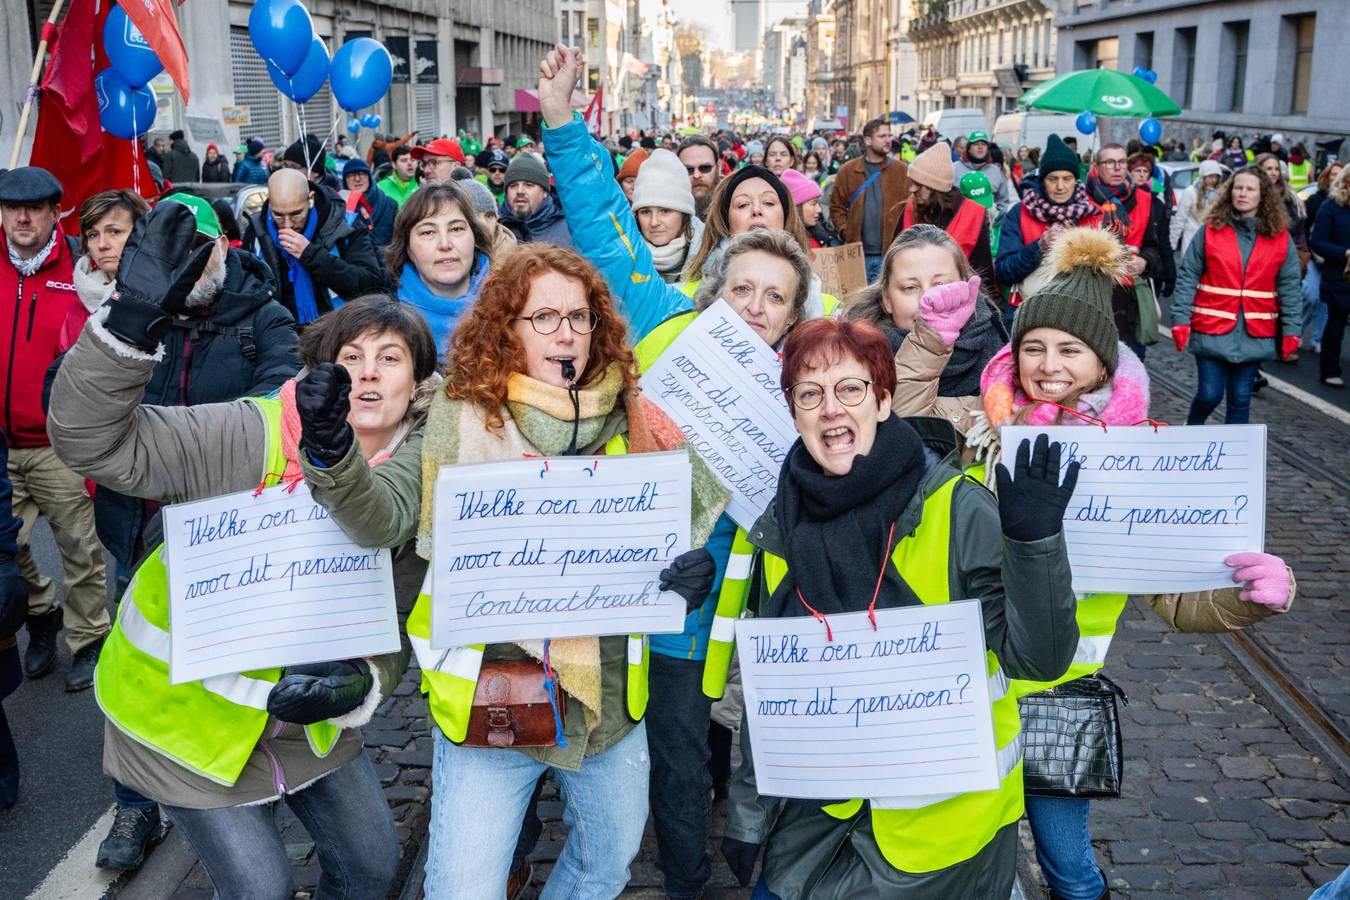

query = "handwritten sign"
[[1000, 425, 1267, 594], [639, 300, 797, 528], [810, 242, 867, 299], [736, 602, 999, 800], [430, 452, 691, 647], [162, 484, 399, 685]]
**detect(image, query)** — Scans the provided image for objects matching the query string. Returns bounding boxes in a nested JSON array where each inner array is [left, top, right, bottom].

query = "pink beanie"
[[780, 168, 822, 205]]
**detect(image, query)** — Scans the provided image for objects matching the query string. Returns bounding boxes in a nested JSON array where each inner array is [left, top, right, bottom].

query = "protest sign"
[[737, 601, 999, 800], [810, 242, 867, 299], [1000, 424, 1266, 594], [431, 452, 692, 647], [639, 300, 796, 528], [162, 483, 399, 685]]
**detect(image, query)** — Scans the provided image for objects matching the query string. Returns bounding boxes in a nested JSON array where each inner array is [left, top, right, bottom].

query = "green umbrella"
[[1019, 69, 1182, 117]]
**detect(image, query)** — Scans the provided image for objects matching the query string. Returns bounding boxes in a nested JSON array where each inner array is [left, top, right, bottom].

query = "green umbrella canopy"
[[1019, 69, 1182, 117]]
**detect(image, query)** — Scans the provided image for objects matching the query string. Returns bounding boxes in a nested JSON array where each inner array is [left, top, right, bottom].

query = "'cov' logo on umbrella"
[[1100, 94, 1134, 110]]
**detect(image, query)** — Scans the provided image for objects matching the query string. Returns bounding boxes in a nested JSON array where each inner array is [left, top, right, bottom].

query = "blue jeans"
[[114, 779, 156, 811], [1186, 356, 1260, 425], [647, 654, 715, 899], [426, 720, 649, 900], [1024, 795, 1106, 900], [865, 253, 884, 284], [1311, 865, 1350, 899], [163, 753, 398, 900], [1303, 265, 1329, 347]]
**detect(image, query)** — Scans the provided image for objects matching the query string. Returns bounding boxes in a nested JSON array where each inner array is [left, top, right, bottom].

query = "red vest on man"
[[1192, 224, 1286, 338], [902, 197, 986, 258], [1121, 187, 1153, 249]]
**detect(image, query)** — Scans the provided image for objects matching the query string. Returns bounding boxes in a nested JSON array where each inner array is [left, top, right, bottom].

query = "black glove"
[[297, 363, 355, 466], [658, 547, 717, 614], [266, 659, 373, 725], [720, 836, 762, 887], [0, 560, 27, 639], [995, 434, 1080, 543], [104, 203, 215, 352]]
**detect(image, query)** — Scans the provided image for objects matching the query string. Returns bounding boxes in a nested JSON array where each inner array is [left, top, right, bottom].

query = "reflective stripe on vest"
[[1191, 224, 1287, 338], [701, 527, 756, 699], [94, 397, 339, 786], [901, 197, 985, 259], [407, 432, 650, 742], [761, 471, 1025, 874]]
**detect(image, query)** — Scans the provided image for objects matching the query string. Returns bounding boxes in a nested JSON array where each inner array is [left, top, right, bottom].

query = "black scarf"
[[880, 298, 1008, 399], [770, 416, 927, 619]]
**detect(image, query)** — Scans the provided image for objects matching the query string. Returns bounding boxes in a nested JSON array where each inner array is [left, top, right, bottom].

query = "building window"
[[1174, 26, 1196, 108], [560, 13, 570, 44], [1095, 37, 1118, 70], [1290, 14, 1315, 114], [587, 17, 599, 49], [1135, 31, 1153, 72], [1222, 20, 1249, 112]]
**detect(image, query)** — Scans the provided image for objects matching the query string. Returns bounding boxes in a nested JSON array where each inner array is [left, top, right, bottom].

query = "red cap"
[[411, 138, 465, 164]]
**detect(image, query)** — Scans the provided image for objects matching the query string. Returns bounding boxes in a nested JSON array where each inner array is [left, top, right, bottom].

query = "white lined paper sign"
[[736, 601, 999, 800], [162, 483, 399, 685], [639, 299, 797, 529], [430, 452, 691, 647], [999, 424, 1267, 594]]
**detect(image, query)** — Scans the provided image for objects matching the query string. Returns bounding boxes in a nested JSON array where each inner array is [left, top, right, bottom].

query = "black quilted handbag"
[[1019, 674, 1128, 799]]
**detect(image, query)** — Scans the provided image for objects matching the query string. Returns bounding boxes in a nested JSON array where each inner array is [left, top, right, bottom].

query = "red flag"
[[120, 0, 190, 103], [31, 0, 159, 218], [584, 84, 604, 137]]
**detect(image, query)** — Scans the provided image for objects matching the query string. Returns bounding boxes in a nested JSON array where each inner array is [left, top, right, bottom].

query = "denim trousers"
[[163, 753, 398, 900], [647, 654, 715, 899], [1302, 265, 1329, 347], [864, 254, 884, 284], [426, 719, 649, 900], [114, 779, 157, 811], [1024, 795, 1106, 900], [1311, 865, 1350, 899], [1186, 356, 1261, 425]]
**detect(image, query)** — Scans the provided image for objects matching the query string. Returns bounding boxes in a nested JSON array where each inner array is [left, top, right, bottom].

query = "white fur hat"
[[631, 149, 695, 217]]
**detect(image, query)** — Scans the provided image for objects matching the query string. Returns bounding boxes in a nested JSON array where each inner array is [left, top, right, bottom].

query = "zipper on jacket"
[[3, 275, 22, 439], [259, 719, 288, 795], [25, 290, 38, 341]]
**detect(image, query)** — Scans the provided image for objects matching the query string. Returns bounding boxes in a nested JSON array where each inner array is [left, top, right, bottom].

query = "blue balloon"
[[1139, 117, 1162, 145], [267, 35, 328, 103], [1143, 69, 1159, 84], [330, 38, 392, 112], [368, 114, 382, 129], [347, 117, 361, 134], [95, 68, 156, 140], [102, 5, 164, 88], [1132, 65, 1149, 80], [1076, 111, 1097, 135], [249, 0, 314, 77], [359, 113, 375, 127]]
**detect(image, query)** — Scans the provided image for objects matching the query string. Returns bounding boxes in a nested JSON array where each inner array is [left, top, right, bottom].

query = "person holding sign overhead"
[[47, 201, 440, 900], [717, 316, 1082, 898], [964, 226, 1295, 900], [299, 244, 729, 900]]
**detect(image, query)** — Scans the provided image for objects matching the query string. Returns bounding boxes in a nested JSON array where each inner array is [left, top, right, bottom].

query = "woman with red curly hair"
[[300, 244, 728, 899]]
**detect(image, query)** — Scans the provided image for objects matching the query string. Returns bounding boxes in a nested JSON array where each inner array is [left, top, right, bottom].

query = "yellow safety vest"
[[759, 472, 1024, 874], [94, 398, 340, 786], [405, 433, 650, 743], [965, 463, 1128, 698], [1288, 160, 1312, 190]]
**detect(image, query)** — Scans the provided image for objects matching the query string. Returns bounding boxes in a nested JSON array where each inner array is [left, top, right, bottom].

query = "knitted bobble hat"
[[1012, 227, 1125, 373], [907, 141, 954, 192], [632, 149, 695, 217]]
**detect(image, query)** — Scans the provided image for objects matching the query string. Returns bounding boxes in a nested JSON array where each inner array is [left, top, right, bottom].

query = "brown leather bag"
[[462, 659, 567, 748]]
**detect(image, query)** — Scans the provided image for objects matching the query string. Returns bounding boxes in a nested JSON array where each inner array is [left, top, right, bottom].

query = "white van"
[[992, 111, 1100, 155], [920, 108, 990, 141]]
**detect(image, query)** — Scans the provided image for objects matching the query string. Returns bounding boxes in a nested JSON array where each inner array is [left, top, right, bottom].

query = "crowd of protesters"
[[3, 38, 1346, 900]]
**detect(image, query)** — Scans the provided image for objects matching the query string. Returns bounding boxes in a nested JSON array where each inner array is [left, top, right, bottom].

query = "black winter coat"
[[1311, 196, 1350, 311], [201, 156, 232, 183], [95, 249, 300, 581], [161, 140, 201, 183], [243, 185, 386, 323]]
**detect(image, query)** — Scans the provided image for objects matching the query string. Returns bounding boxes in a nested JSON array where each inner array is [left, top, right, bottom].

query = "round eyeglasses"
[[785, 378, 872, 410], [513, 308, 601, 335]]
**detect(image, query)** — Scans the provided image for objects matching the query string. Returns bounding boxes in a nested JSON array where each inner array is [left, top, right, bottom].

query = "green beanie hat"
[[1013, 227, 1124, 373], [1038, 133, 1080, 181], [160, 192, 222, 240]]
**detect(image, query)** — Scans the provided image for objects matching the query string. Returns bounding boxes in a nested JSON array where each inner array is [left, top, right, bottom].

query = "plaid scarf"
[[1086, 175, 1135, 235], [1022, 182, 1102, 227]]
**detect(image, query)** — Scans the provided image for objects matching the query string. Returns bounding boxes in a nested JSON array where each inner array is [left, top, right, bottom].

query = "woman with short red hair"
[[716, 317, 1082, 898]]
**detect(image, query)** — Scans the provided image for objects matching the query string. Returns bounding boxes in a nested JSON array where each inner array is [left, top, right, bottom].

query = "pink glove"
[[918, 276, 982, 346], [1224, 552, 1290, 609]]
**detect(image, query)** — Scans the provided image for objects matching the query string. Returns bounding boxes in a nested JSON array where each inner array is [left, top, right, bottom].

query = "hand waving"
[[918, 276, 982, 346], [995, 434, 1080, 542], [537, 43, 584, 129]]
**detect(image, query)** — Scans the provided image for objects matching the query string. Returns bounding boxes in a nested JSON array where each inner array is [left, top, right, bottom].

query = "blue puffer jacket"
[[542, 115, 693, 344], [543, 115, 730, 660], [233, 154, 268, 185]]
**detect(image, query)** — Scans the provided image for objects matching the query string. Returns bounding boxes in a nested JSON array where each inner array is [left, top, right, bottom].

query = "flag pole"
[[8, 0, 69, 169]]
